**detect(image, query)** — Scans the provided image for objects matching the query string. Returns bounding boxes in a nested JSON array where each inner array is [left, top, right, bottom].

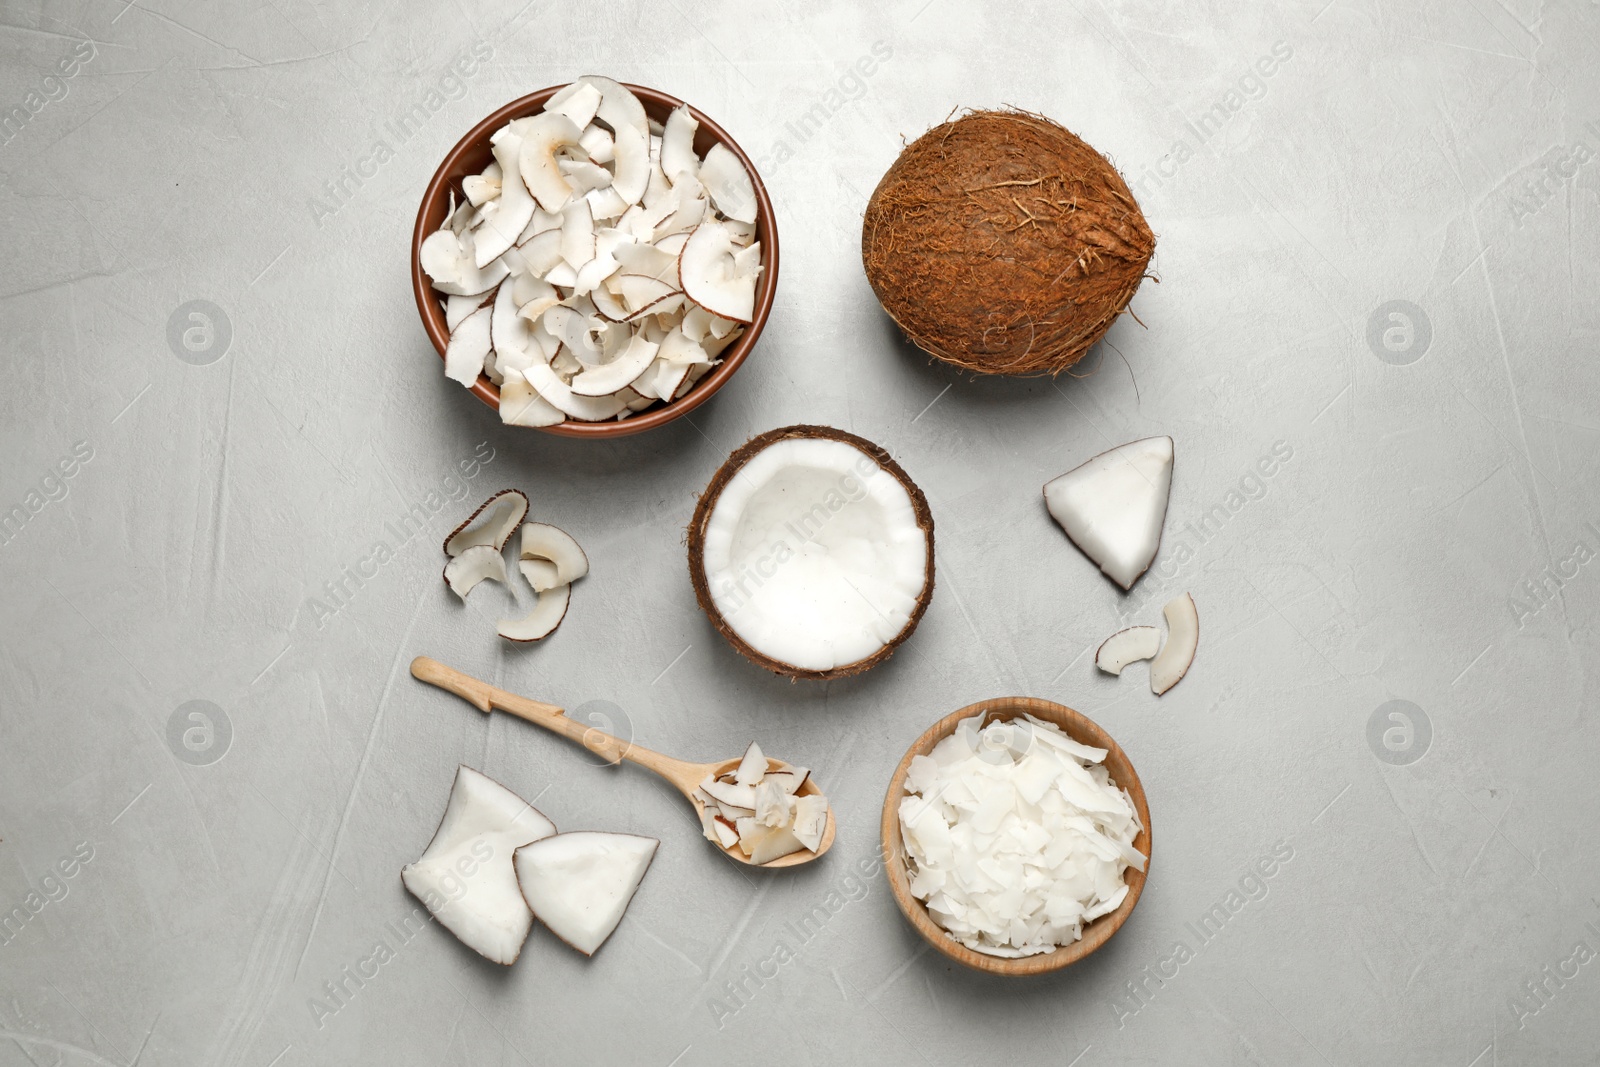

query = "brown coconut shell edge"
[[687, 424, 936, 681]]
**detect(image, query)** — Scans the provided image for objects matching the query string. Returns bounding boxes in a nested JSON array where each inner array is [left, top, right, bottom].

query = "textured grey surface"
[[2, 0, 1598, 1063]]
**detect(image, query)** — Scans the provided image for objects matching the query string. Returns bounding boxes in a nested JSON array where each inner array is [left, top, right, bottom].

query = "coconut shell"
[[861, 109, 1155, 376], [687, 425, 935, 680]]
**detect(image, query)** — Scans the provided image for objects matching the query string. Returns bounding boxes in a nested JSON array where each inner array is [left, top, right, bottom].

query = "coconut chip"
[[898, 713, 1146, 957], [696, 742, 829, 863], [419, 78, 759, 427]]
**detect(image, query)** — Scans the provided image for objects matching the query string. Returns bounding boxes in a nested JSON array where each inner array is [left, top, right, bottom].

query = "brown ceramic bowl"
[[880, 697, 1152, 976], [411, 83, 779, 438]]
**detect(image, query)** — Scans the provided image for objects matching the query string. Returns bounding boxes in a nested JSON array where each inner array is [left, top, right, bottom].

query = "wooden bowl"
[[880, 697, 1152, 976], [410, 83, 779, 438]]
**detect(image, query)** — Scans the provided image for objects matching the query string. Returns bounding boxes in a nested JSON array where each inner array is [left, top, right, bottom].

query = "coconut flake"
[[443, 543, 508, 600], [898, 714, 1145, 957], [518, 522, 589, 584], [497, 582, 571, 642]]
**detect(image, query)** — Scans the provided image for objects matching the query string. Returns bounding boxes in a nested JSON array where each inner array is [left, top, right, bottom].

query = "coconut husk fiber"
[[861, 109, 1155, 376]]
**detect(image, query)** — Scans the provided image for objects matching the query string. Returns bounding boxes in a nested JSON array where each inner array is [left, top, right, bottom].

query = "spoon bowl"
[[410, 657, 834, 868]]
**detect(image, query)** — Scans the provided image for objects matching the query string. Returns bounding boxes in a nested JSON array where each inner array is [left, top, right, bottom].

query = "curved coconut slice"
[[400, 766, 557, 966], [660, 105, 699, 182], [699, 143, 757, 224], [613, 274, 676, 314], [444, 305, 494, 387], [513, 831, 659, 956], [519, 522, 589, 583], [424, 229, 511, 297], [497, 582, 570, 642], [517, 112, 585, 212], [610, 123, 650, 208], [1043, 436, 1174, 591], [443, 543, 508, 600], [475, 129, 536, 267], [445, 292, 487, 331], [499, 370, 566, 428], [688, 426, 935, 679], [571, 335, 658, 397], [589, 283, 631, 322], [679, 221, 756, 323], [577, 75, 649, 141], [542, 306, 602, 365], [518, 557, 561, 593], [1150, 592, 1198, 695], [545, 80, 602, 128], [444, 489, 530, 557], [1095, 625, 1161, 676], [521, 360, 629, 421], [463, 172, 500, 207], [560, 198, 596, 271], [515, 227, 564, 278]]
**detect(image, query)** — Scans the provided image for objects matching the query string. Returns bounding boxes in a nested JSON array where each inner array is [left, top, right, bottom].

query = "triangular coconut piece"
[[400, 766, 557, 965], [514, 831, 659, 956], [1043, 436, 1174, 591]]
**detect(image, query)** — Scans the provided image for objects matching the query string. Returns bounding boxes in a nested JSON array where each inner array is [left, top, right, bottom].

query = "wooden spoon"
[[410, 657, 835, 868]]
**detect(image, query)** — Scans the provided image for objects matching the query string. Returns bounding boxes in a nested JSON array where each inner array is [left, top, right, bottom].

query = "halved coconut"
[[444, 543, 508, 600], [687, 426, 935, 679], [1096, 625, 1161, 676], [520, 522, 590, 583], [1150, 592, 1198, 695], [1043, 436, 1173, 591], [444, 489, 530, 557], [679, 221, 757, 323], [513, 831, 658, 956], [497, 583, 570, 642], [400, 765, 556, 966]]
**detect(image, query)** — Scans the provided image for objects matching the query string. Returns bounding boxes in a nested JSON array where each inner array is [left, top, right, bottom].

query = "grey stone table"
[[2, 1, 1597, 1063]]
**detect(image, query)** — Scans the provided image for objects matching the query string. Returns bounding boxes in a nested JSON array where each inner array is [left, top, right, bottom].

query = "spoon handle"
[[409, 657, 693, 783]]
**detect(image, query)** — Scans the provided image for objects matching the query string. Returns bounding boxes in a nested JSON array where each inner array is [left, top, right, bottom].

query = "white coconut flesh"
[[497, 582, 570, 642], [444, 544, 508, 600], [419, 78, 761, 427], [444, 489, 529, 556], [1149, 592, 1198, 695], [1095, 625, 1161, 676], [701, 438, 927, 673], [513, 831, 658, 956], [898, 714, 1146, 957], [1044, 436, 1174, 591], [400, 766, 557, 966], [519, 522, 589, 583]]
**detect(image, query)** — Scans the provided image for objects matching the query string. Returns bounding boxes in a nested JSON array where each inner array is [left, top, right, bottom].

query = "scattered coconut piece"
[[444, 544, 509, 600], [1149, 592, 1198, 695], [444, 489, 529, 557], [899, 714, 1145, 957], [1043, 436, 1174, 591], [513, 831, 658, 956], [401, 766, 557, 965], [688, 426, 934, 679], [497, 583, 571, 642], [518, 522, 589, 584], [1095, 625, 1162, 676], [518, 557, 561, 593]]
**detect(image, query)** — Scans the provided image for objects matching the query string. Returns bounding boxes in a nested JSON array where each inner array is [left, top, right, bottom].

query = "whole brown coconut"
[[861, 109, 1155, 376]]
